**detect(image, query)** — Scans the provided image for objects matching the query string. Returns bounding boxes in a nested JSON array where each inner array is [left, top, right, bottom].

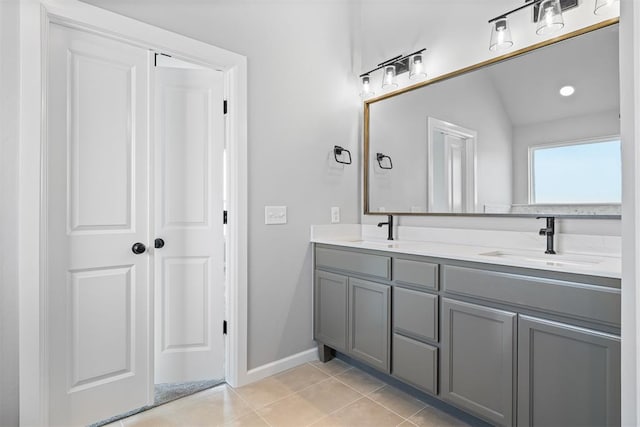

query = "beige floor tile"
[[368, 385, 426, 418], [120, 410, 179, 427], [166, 386, 253, 426], [256, 393, 326, 427], [222, 411, 270, 427], [272, 363, 330, 392], [233, 376, 293, 409], [398, 421, 418, 427], [310, 359, 353, 377], [313, 397, 404, 427], [408, 406, 469, 427], [297, 377, 363, 414], [334, 368, 385, 395]]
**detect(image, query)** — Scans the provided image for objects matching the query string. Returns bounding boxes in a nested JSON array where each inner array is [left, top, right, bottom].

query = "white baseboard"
[[242, 347, 319, 386]]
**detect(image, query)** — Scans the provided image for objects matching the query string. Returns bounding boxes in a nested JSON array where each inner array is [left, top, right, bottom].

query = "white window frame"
[[527, 135, 622, 205]]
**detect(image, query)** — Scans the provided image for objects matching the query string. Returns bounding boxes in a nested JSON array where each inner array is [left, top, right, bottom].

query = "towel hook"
[[376, 153, 393, 169], [334, 146, 352, 165]]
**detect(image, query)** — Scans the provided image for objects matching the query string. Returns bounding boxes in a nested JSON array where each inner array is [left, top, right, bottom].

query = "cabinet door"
[[392, 333, 438, 395], [441, 298, 516, 426], [314, 270, 348, 352], [518, 316, 621, 427], [348, 278, 391, 372]]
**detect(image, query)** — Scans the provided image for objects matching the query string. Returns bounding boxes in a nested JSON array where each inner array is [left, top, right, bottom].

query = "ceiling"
[[485, 24, 619, 127]]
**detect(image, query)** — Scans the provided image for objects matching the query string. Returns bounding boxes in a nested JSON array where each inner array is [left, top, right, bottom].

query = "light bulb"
[[382, 64, 398, 89], [409, 54, 427, 80], [536, 0, 564, 36], [360, 75, 375, 98], [594, 0, 619, 15], [489, 17, 513, 51]]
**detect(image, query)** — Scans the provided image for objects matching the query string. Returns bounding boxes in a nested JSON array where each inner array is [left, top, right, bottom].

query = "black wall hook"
[[334, 146, 352, 165], [376, 153, 393, 169]]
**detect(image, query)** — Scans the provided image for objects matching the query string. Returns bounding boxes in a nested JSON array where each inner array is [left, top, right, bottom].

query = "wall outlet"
[[331, 207, 340, 223], [265, 206, 287, 224]]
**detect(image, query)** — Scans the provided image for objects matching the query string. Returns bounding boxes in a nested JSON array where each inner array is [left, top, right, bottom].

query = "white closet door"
[[47, 24, 152, 426], [154, 66, 225, 384]]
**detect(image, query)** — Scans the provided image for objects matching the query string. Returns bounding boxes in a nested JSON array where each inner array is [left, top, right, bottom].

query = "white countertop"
[[310, 225, 621, 279]]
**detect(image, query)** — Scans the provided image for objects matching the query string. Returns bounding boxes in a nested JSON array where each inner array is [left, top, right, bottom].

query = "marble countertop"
[[310, 225, 621, 279]]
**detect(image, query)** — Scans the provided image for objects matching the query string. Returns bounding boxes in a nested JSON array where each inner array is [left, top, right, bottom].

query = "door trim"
[[19, 2, 248, 425]]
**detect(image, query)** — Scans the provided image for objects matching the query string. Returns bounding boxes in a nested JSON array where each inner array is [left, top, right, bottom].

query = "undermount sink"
[[479, 250, 604, 267], [348, 239, 411, 249]]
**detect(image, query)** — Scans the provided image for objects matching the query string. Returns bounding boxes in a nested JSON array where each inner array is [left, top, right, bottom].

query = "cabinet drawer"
[[442, 265, 620, 327], [393, 258, 438, 290], [392, 334, 438, 395], [316, 247, 390, 280], [393, 287, 438, 342]]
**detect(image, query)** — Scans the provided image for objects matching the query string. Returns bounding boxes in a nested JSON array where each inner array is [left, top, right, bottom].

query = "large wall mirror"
[[365, 20, 620, 218]]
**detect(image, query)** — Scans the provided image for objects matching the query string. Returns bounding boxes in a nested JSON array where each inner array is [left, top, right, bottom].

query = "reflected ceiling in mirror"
[[364, 19, 620, 218]]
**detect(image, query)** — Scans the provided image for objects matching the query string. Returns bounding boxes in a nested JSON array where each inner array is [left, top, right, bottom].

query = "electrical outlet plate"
[[331, 207, 340, 224], [265, 206, 287, 224]]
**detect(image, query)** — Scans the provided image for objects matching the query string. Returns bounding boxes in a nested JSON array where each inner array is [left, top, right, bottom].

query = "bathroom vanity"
[[312, 239, 621, 427]]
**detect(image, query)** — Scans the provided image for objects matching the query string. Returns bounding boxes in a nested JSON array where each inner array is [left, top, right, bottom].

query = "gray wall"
[[0, 0, 20, 424], [80, 0, 361, 370], [369, 69, 513, 213]]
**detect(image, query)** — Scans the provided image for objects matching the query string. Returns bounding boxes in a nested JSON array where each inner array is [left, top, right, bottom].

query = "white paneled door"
[[46, 25, 226, 426], [47, 24, 152, 425], [154, 66, 225, 384]]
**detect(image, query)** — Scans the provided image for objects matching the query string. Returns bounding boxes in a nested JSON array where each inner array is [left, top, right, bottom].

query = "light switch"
[[331, 207, 340, 223], [265, 206, 287, 225]]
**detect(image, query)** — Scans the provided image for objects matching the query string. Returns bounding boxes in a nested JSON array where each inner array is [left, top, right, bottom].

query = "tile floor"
[[107, 360, 469, 427]]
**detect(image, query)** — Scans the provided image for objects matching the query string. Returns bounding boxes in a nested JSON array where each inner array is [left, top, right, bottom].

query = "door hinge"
[[223, 100, 228, 115], [223, 210, 228, 224], [154, 52, 172, 67], [223, 320, 228, 335]]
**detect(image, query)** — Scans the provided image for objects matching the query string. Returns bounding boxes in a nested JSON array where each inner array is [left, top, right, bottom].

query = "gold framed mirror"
[[364, 18, 620, 218]]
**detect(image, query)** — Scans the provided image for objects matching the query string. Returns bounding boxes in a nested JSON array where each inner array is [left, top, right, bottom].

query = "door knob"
[[131, 242, 146, 254], [155, 238, 165, 249]]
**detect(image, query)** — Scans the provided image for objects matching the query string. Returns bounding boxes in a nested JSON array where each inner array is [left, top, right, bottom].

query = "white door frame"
[[18, 1, 249, 425], [427, 117, 477, 213]]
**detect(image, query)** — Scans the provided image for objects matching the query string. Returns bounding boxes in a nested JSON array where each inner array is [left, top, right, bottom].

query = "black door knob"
[[131, 242, 146, 254], [155, 238, 165, 249]]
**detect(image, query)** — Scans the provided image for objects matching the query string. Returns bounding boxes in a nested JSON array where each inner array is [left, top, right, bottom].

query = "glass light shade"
[[489, 18, 513, 52], [594, 0, 619, 15], [381, 65, 398, 89], [536, 0, 564, 36], [360, 75, 375, 98], [409, 54, 427, 80]]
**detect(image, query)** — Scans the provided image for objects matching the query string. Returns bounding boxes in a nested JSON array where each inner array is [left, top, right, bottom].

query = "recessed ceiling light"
[[559, 85, 575, 97]]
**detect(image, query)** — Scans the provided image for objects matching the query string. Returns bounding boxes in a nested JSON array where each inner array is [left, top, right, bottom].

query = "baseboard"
[[242, 347, 318, 385]]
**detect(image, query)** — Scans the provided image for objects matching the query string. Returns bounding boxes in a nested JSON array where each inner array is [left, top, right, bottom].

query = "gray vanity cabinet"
[[348, 278, 391, 373], [518, 315, 621, 427], [314, 270, 348, 352], [441, 298, 516, 427]]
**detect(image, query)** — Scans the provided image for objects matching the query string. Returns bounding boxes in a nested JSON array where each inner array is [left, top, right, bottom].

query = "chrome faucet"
[[377, 215, 394, 241], [537, 216, 556, 254]]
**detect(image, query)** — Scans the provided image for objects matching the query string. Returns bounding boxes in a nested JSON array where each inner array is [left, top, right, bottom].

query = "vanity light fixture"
[[359, 48, 427, 97], [488, 0, 587, 51], [594, 0, 619, 15]]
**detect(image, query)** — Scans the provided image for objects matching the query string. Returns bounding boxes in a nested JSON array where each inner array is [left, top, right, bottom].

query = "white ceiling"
[[485, 24, 619, 127]]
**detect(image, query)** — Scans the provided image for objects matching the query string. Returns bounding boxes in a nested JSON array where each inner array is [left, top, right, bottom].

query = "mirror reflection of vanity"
[[365, 20, 620, 217]]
